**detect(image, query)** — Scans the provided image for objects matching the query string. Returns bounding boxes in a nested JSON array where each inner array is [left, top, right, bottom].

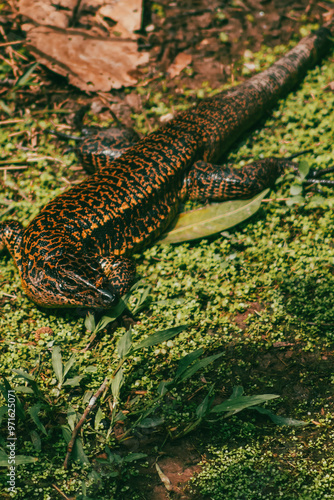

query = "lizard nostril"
[[100, 287, 117, 305]]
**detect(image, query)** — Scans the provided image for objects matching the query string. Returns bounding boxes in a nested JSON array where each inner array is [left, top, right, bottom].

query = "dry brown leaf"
[[167, 52, 192, 79], [18, 0, 148, 90], [100, 0, 143, 34], [323, 8, 334, 24], [26, 26, 149, 91], [19, 0, 74, 28], [325, 81, 334, 92]]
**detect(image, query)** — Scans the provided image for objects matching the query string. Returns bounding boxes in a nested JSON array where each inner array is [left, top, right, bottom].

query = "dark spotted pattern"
[[77, 127, 140, 174], [0, 27, 331, 309], [184, 158, 298, 201]]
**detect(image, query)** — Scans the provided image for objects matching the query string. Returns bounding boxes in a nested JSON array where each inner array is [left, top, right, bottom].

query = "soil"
[[1, 1, 334, 499]]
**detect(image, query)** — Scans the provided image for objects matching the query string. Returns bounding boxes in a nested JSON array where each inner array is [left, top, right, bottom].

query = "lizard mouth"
[[57, 270, 119, 308], [92, 285, 118, 308], [21, 256, 120, 309]]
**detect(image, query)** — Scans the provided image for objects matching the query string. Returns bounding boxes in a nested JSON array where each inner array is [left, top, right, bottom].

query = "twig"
[[0, 165, 27, 170], [0, 119, 25, 124], [1, 292, 17, 299], [96, 91, 123, 126], [262, 197, 288, 202], [52, 484, 71, 500], [0, 78, 16, 86], [63, 377, 108, 469], [0, 40, 23, 47]]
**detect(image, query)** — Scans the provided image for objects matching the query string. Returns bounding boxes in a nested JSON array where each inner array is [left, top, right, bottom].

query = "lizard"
[[0, 26, 333, 309]]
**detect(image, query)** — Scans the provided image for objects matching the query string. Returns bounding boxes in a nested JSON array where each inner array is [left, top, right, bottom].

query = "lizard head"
[[20, 252, 120, 310]]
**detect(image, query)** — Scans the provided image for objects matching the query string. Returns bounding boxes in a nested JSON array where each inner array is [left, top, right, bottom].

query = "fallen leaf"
[[167, 52, 192, 79], [100, 0, 143, 34], [19, 0, 72, 29], [18, 0, 149, 90], [26, 26, 149, 91], [158, 189, 269, 244], [156, 463, 173, 491], [325, 81, 334, 92]]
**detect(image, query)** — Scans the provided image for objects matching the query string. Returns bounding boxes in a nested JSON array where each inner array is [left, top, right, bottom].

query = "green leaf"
[[178, 352, 223, 382], [67, 408, 77, 431], [2, 378, 26, 421], [196, 385, 215, 419], [133, 325, 188, 351], [211, 394, 279, 414], [290, 183, 303, 196], [16, 62, 39, 87], [30, 431, 41, 452], [124, 452, 147, 463], [29, 404, 47, 436], [63, 375, 84, 387], [0, 99, 13, 116], [0, 450, 38, 466], [111, 368, 124, 400], [85, 312, 96, 332], [138, 417, 164, 429], [63, 356, 76, 379], [219, 32, 229, 43], [117, 328, 132, 359], [175, 348, 204, 379], [308, 194, 326, 206], [230, 386, 244, 398], [14, 455, 39, 465], [0, 406, 7, 425], [286, 194, 305, 206], [252, 406, 307, 426], [61, 424, 72, 443], [12, 369, 35, 382], [132, 285, 152, 315], [97, 298, 129, 332], [105, 447, 123, 464], [52, 346, 63, 384], [157, 380, 171, 396], [12, 370, 40, 397], [61, 426, 89, 465], [298, 160, 310, 179], [94, 407, 105, 430], [14, 386, 34, 394], [158, 189, 269, 244]]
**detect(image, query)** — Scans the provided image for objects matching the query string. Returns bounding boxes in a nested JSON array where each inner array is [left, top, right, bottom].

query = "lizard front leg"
[[182, 158, 295, 202]]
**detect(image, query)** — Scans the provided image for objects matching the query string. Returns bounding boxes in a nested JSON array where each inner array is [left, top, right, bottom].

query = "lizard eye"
[[56, 274, 79, 291]]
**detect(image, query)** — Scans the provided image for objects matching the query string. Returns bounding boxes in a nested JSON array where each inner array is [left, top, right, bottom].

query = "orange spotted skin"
[[0, 27, 331, 309]]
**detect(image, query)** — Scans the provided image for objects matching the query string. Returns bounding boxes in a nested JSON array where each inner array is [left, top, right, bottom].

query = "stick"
[[63, 377, 108, 469]]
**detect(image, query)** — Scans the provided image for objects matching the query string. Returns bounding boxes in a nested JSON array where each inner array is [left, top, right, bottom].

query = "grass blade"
[[29, 404, 47, 436], [16, 62, 39, 87], [132, 325, 188, 351], [175, 348, 204, 379], [178, 352, 223, 382], [212, 394, 279, 415], [63, 356, 76, 379], [117, 328, 132, 359], [52, 346, 63, 385], [111, 368, 124, 400], [252, 406, 307, 426]]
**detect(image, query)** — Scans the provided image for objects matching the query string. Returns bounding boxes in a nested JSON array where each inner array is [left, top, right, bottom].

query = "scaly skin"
[[0, 27, 331, 309]]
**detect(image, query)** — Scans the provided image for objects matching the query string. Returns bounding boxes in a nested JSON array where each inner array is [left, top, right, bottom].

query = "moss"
[[190, 416, 334, 499]]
